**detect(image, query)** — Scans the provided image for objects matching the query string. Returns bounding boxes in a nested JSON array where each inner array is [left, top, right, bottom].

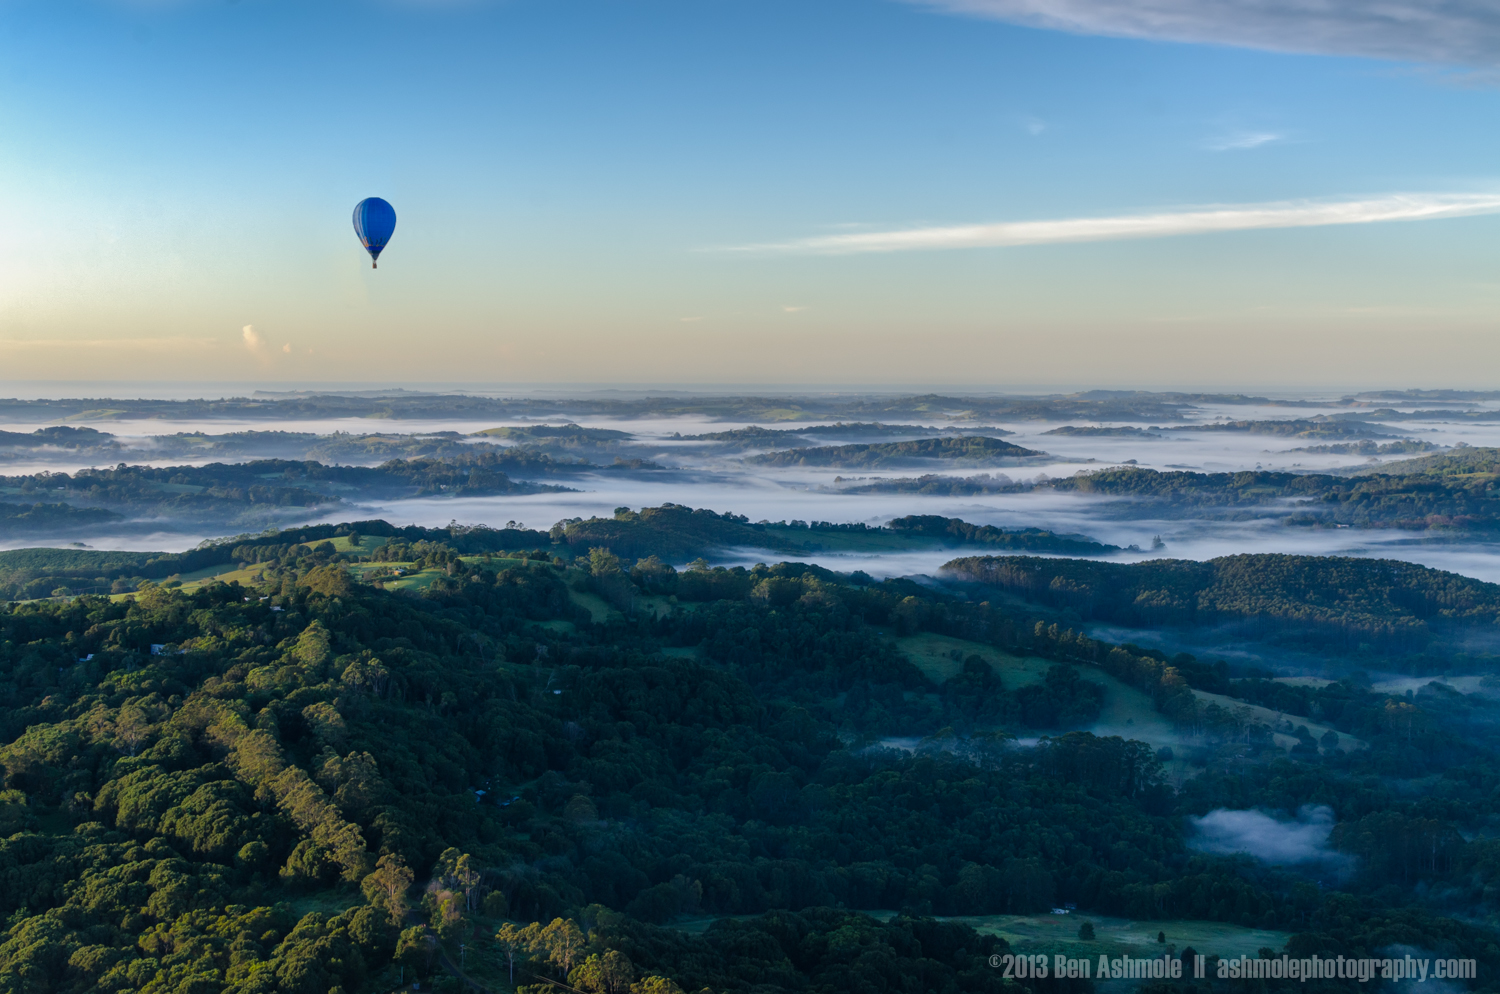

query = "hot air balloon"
[[352, 197, 397, 268]]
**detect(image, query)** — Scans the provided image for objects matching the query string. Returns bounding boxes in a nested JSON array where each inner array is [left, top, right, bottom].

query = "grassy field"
[[154, 535, 391, 593], [894, 631, 1364, 755], [325, 534, 389, 554], [896, 632, 1052, 685], [675, 910, 1287, 961], [895, 632, 1176, 741], [380, 568, 445, 593], [567, 587, 615, 623], [1191, 689, 1366, 750], [1090, 677, 1179, 746], [178, 565, 263, 591], [951, 913, 1290, 960], [172, 562, 248, 584]]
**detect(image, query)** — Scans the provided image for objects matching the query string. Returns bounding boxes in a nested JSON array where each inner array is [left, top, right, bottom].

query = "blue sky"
[[0, 0, 1497, 387]]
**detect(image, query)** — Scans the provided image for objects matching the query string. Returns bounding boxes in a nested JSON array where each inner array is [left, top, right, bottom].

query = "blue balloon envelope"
[[352, 197, 397, 268]]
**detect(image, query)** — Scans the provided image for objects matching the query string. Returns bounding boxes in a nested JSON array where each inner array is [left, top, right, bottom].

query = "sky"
[[1, 0, 1498, 389]]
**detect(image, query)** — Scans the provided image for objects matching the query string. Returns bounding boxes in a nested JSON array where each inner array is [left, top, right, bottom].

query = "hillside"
[[1366, 446, 1500, 477], [0, 527, 1497, 991], [1045, 465, 1500, 531], [942, 553, 1500, 653], [0, 458, 576, 538], [0, 507, 1116, 601], [1163, 419, 1402, 440]]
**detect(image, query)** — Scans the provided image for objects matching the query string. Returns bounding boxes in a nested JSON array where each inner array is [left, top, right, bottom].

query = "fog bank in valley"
[[5, 392, 1500, 585]]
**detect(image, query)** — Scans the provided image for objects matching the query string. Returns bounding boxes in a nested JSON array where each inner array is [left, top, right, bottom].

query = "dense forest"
[[823, 448, 1500, 532], [0, 459, 577, 537], [943, 553, 1500, 657], [0, 508, 1119, 602], [1038, 454, 1500, 531], [0, 502, 118, 534], [831, 455, 1500, 529], [0, 427, 115, 451], [1, 513, 1500, 992]]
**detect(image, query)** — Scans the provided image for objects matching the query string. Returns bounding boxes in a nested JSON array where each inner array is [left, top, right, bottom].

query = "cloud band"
[[905, 0, 1500, 68], [732, 192, 1500, 255]]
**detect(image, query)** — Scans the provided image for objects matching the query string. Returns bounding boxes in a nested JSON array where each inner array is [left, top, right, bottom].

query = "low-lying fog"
[[5, 395, 1500, 585], [1189, 805, 1349, 871]]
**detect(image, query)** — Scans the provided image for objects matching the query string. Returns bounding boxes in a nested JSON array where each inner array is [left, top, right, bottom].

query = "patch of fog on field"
[[1189, 805, 1349, 869]]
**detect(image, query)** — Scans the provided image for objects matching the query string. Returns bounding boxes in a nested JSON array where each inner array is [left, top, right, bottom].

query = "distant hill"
[[560, 505, 1113, 560], [471, 423, 634, 443], [1041, 464, 1500, 531], [1365, 446, 1500, 477], [943, 553, 1500, 654], [0, 426, 115, 449], [887, 515, 1117, 555], [748, 436, 1042, 468], [1043, 425, 1157, 437], [0, 501, 119, 533], [1286, 440, 1439, 456], [683, 422, 1013, 450], [1162, 419, 1405, 440], [830, 473, 1017, 495]]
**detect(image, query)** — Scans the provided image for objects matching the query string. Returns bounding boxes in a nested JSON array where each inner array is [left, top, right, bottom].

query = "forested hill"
[[942, 553, 1500, 654], [680, 423, 1014, 450], [1043, 461, 1500, 530], [1162, 419, 1399, 440], [7, 537, 1500, 993], [4, 536, 1500, 993], [1367, 447, 1500, 477], [557, 506, 1116, 560], [0, 426, 114, 450], [0, 458, 575, 539], [746, 437, 1042, 468], [0, 506, 1116, 601], [0, 550, 1175, 994]]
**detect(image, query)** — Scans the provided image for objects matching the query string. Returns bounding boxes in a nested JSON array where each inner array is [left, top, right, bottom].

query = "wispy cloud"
[[904, 0, 1500, 68], [782, 305, 809, 313], [1206, 131, 1283, 151], [728, 191, 1500, 255], [242, 324, 265, 351]]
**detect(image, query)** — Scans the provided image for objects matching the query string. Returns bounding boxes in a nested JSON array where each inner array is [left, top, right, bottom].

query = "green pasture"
[[897, 632, 1054, 686], [895, 631, 1347, 757], [675, 910, 1287, 962], [567, 587, 615, 623], [953, 913, 1289, 960], [1192, 689, 1366, 750]]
